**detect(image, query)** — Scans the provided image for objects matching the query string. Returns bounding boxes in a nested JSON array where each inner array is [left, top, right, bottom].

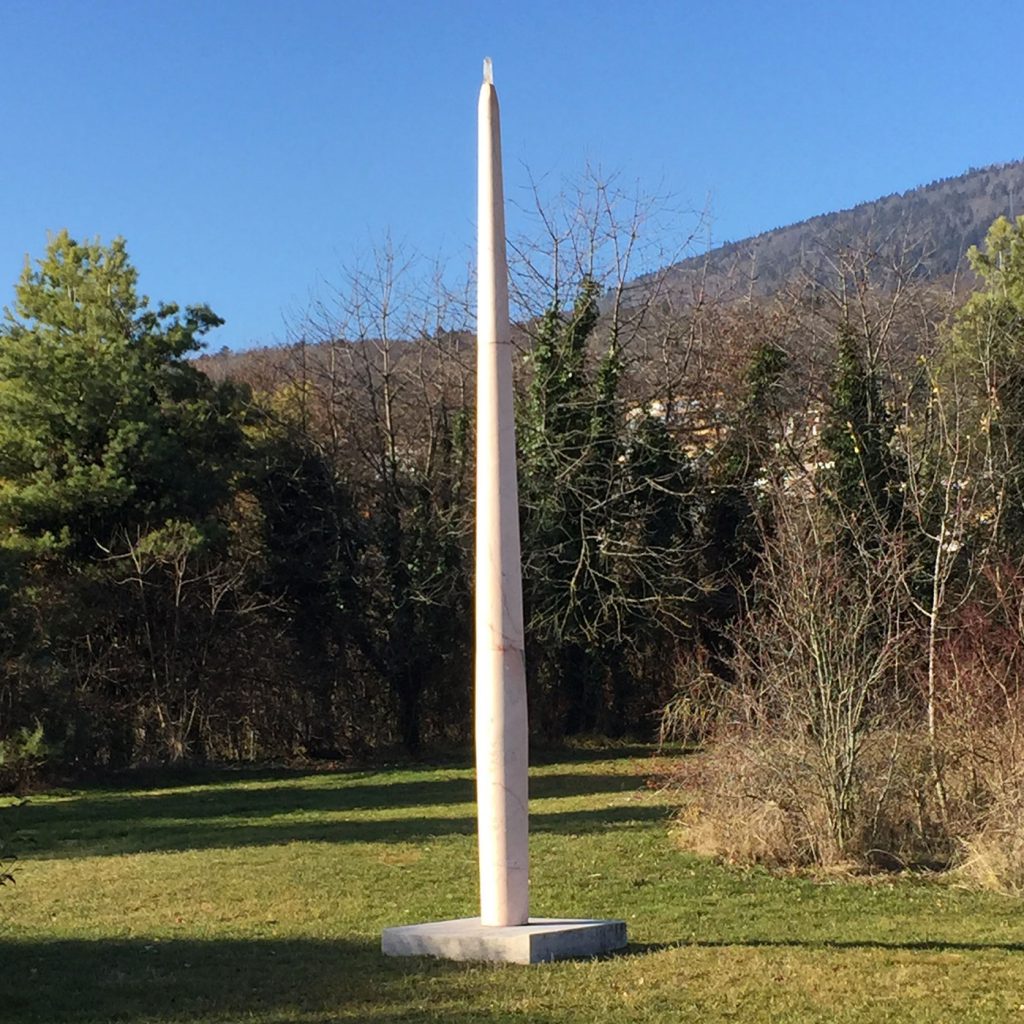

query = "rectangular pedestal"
[[381, 917, 627, 964]]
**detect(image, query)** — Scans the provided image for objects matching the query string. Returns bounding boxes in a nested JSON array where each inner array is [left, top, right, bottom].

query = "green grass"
[[3, 749, 1024, 1023]]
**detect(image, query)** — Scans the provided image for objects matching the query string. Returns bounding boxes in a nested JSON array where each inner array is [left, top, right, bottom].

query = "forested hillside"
[[625, 158, 1024, 305]]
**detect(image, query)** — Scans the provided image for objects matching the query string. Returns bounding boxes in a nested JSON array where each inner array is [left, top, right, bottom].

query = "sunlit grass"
[[3, 750, 1024, 1023]]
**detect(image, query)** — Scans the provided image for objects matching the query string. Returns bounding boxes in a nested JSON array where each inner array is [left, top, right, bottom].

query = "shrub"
[[0, 722, 51, 793], [668, 586, 1024, 878]]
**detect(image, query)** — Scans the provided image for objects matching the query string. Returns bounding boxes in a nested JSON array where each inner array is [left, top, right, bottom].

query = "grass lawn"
[[2, 748, 1024, 1023]]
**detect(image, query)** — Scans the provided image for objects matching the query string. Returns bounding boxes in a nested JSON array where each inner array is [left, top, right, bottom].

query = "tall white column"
[[475, 57, 529, 928], [385, 59, 623, 962]]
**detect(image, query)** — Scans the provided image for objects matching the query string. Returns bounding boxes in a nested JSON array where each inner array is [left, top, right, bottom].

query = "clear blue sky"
[[2, 0, 1022, 350]]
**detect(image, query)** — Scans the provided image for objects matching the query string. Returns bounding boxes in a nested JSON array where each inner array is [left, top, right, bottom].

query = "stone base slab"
[[381, 916, 627, 964]]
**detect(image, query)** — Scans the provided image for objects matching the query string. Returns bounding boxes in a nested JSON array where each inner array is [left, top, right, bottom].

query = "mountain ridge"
[[630, 157, 1024, 304]]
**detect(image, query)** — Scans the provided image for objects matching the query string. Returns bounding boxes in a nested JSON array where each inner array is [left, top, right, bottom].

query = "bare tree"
[[733, 491, 910, 857]]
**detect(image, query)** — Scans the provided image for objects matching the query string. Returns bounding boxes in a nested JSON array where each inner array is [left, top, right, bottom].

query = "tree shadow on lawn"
[[4, 782, 668, 860], [0, 936, 566, 1024], [69, 745, 656, 793], [11, 769, 643, 826]]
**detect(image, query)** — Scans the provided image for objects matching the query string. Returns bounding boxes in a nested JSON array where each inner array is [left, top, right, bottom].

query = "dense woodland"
[[6, 180, 1024, 879]]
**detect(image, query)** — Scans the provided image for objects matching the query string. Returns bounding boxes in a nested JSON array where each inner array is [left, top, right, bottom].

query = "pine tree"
[[0, 231, 243, 555]]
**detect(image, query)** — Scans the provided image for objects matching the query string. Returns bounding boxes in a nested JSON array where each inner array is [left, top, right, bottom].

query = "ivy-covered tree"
[[821, 323, 902, 536], [709, 339, 789, 569], [698, 338, 790, 668], [519, 277, 699, 734]]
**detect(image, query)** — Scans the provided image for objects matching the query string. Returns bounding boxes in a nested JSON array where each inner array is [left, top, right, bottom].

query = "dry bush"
[[907, 577, 1024, 891], [959, 791, 1024, 894], [670, 719, 832, 867], [667, 490, 924, 870], [935, 591, 1024, 892], [671, 695, 1024, 879], [669, 714, 943, 870], [716, 497, 910, 858]]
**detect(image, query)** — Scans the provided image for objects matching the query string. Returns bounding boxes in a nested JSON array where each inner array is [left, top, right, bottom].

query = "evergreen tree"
[[701, 339, 789, 656], [711, 339, 789, 565], [955, 215, 1024, 546], [721, 339, 789, 486], [0, 231, 243, 555]]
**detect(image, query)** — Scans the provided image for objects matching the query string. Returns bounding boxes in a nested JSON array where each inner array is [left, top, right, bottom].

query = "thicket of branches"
[[667, 214, 1024, 885]]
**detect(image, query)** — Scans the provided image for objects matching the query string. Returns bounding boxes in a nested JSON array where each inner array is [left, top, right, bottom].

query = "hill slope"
[[633, 159, 1024, 304]]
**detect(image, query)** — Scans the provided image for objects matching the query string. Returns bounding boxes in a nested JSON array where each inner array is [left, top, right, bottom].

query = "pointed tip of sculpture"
[[483, 57, 493, 85]]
